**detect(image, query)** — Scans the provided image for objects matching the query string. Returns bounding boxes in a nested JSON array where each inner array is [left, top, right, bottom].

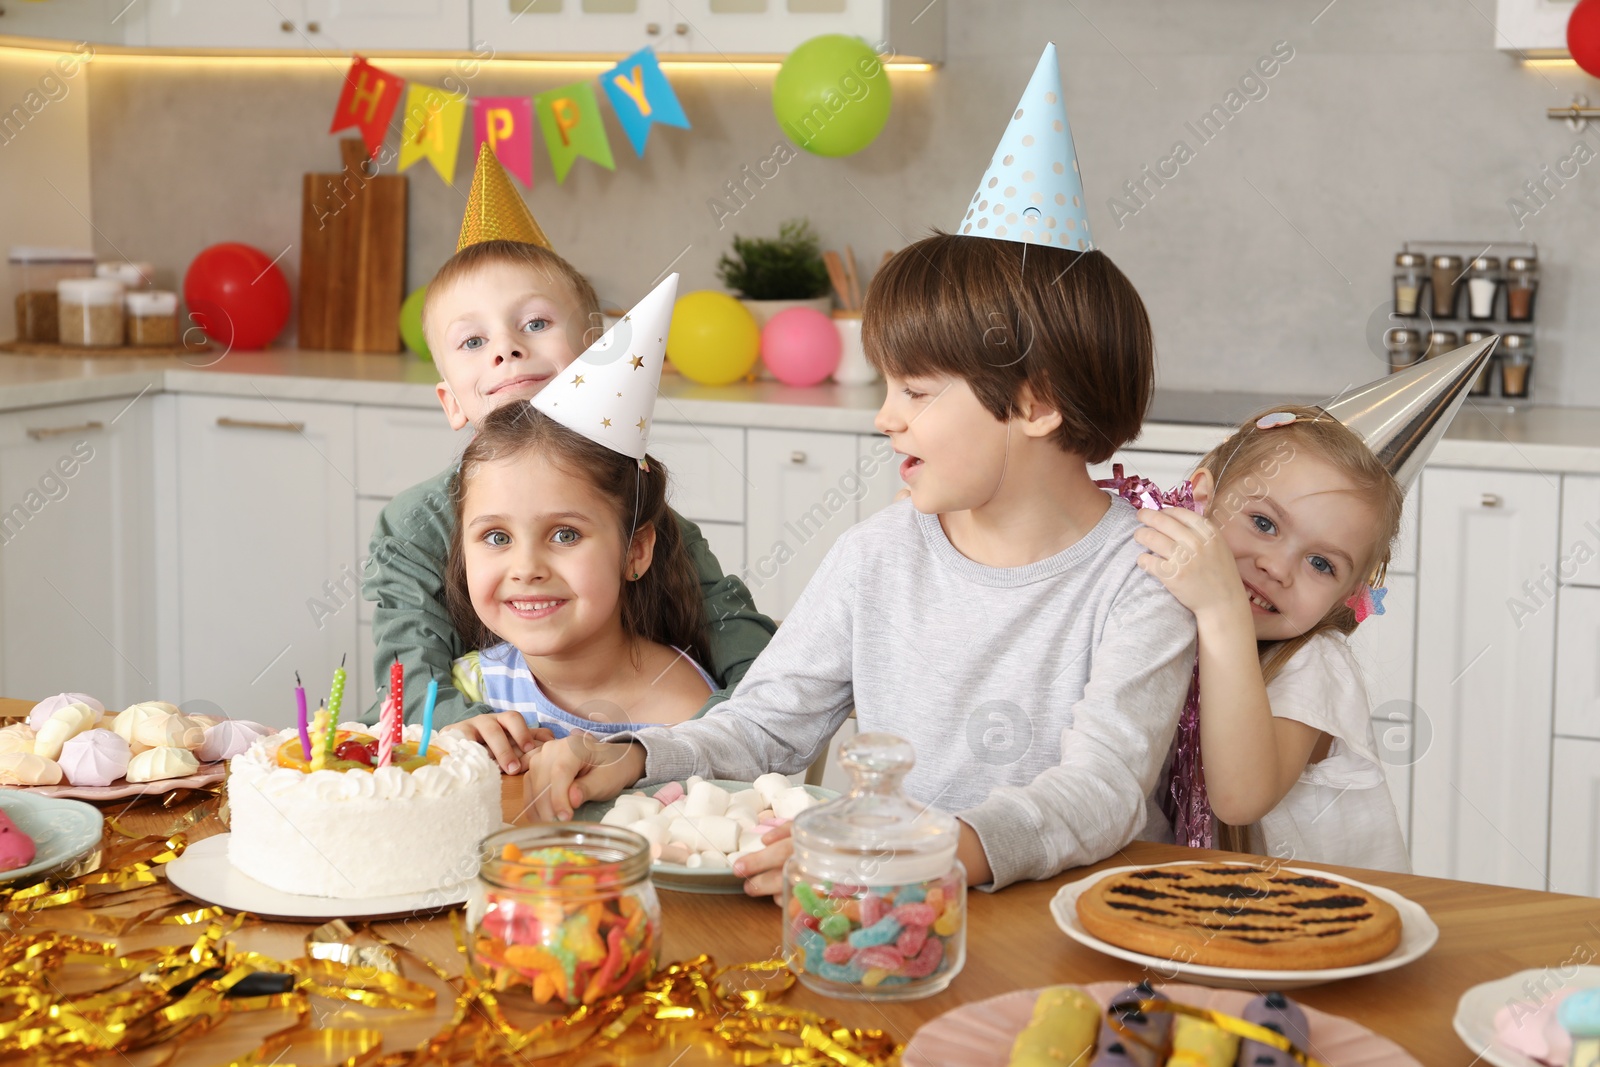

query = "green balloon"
[[773, 34, 891, 158], [399, 284, 431, 360]]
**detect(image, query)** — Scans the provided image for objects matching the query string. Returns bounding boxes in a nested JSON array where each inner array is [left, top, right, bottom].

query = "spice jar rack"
[[1387, 240, 1538, 404]]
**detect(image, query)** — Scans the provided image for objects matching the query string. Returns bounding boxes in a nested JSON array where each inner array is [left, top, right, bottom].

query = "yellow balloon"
[[667, 291, 760, 386]]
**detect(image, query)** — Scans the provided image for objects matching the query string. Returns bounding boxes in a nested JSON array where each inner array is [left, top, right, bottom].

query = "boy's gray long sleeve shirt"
[[629, 498, 1198, 889]]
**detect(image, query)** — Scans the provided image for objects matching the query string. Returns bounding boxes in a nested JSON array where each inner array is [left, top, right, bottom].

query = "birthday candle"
[[294, 672, 311, 761], [389, 657, 404, 741], [325, 655, 346, 760], [309, 705, 330, 771], [418, 677, 438, 757], [376, 689, 396, 769]]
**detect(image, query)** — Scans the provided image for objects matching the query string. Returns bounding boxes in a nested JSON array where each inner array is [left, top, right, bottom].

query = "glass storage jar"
[[1392, 251, 1427, 318], [57, 278, 124, 347], [1499, 333, 1534, 400], [9, 247, 93, 343], [1465, 256, 1501, 321], [1383, 327, 1426, 374], [467, 824, 661, 1007], [126, 291, 179, 346], [784, 733, 966, 1001], [1505, 255, 1538, 322], [1462, 329, 1496, 397], [1430, 254, 1464, 318]]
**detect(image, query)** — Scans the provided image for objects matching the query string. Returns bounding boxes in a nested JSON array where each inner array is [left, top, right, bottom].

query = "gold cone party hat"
[[1322, 335, 1499, 490], [531, 274, 677, 462], [457, 143, 553, 252]]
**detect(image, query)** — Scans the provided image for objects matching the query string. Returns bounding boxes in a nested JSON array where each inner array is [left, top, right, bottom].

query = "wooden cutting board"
[[298, 138, 406, 352]]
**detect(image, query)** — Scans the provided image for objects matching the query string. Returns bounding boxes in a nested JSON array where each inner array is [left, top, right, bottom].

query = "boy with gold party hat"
[[361, 146, 775, 769]]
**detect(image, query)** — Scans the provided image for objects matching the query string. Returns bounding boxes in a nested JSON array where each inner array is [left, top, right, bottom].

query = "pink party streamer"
[[377, 688, 397, 769], [1096, 464, 1212, 850]]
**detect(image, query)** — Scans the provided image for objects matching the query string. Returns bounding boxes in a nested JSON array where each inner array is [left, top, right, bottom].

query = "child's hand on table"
[[1133, 507, 1249, 627], [444, 712, 553, 774], [733, 823, 793, 901], [521, 734, 646, 822]]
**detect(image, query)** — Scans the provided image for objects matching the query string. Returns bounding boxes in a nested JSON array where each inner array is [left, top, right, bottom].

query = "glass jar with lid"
[[467, 824, 661, 1007], [1462, 330, 1496, 397], [1465, 256, 1501, 321], [1430, 254, 1464, 318], [1423, 329, 1459, 362], [1505, 255, 1538, 322], [58, 278, 125, 347], [9, 247, 93, 344], [1383, 327, 1426, 374], [784, 733, 966, 1001], [96, 261, 155, 290], [1499, 333, 1535, 400], [126, 291, 179, 346], [1392, 251, 1427, 318]]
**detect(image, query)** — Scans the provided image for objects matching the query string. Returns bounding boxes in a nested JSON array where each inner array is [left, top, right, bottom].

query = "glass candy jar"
[[784, 733, 966, 1001], [468, 824, 661, 1007]]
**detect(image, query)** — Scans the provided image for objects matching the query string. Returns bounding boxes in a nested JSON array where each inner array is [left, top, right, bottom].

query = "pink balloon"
[[761, 307, 841, 387]]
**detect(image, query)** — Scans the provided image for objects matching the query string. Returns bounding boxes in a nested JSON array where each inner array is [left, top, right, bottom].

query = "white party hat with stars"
[[530, 273, 677, 462], [958, 43, 1092, 250]]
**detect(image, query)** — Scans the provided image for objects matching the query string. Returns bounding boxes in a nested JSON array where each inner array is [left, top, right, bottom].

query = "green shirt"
[[360, 464, 776, 726]]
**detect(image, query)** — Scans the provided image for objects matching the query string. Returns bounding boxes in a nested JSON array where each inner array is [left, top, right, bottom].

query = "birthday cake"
[[227, 722, 500, 899]]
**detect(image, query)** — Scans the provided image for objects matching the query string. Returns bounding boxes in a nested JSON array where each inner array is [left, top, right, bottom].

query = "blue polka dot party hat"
[[958, 43, 1092, 250]]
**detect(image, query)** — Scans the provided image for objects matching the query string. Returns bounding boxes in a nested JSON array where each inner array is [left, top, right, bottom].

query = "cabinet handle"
[[1481, 493, 1503, 508], [26, 420, 103, 441], [790, 450, 807, 465], [675, 22, 689, 34], [280, 19, 294, 31], [217, 417, 305, 434], [306, 20, 320, 32]]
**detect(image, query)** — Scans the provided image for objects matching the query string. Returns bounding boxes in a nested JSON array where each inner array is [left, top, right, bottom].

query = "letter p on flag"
[[473, 96, 535, 188], [534, 81, 615, 183], [601, 46, 690, 157]]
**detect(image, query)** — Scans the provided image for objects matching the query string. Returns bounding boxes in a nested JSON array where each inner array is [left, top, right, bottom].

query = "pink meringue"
[[195, 719, 273, 763], [57, 729, 131, 787], [0, 752, 62, 786], [27, 692, 104, 732], [0, 723, 34, 757], [124, 745, 198, 783], [1493, 988, 1576, 1066]]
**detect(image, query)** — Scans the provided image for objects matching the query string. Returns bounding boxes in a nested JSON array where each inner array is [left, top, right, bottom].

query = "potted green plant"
[[717, 219, 833, 328]]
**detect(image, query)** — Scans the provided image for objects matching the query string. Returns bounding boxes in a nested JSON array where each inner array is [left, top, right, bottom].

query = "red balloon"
[[1570, 0, 1600, 78], [183, 242, 291, 350]]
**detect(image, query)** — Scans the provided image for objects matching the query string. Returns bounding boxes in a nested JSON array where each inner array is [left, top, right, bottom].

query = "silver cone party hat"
[[1321, 334, 1499, 490]]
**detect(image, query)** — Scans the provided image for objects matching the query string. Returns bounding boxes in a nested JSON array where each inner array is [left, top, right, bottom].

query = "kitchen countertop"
[[1, 349, 1598, 474]]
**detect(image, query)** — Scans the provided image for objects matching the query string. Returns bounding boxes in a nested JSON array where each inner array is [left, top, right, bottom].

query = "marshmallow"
[[124, 745, 199, 783], [33, 703, 99, 761], [686, 775, 705, 791], [752, 773, 790, 804], [684, 780, 730, 817], [600, 807, 636, 827], [658, 842, 692, 865], [696, 849, 729, 869], [730, 809, 757, 830], [773, 786, 818, 821], [685, 853, 704, 869], [629, 794, 663, 817], [27, 692, 104, 732], [195, 720, 273, 763], [57, 729, 130, 787], [0, 752, 62, 786], [739, 829, 767, 852], [659, 799, 687, 820], [0, 723, 35, 757], [727, 788, 764, 813]]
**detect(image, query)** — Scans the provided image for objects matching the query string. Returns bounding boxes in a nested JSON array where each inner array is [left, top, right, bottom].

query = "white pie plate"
[[1452, 965, 1600, 1067], [1049, 861, 1438, 990], [165, 834, 472, 923]]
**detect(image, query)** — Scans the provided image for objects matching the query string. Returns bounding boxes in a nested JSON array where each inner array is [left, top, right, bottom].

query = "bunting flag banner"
[[473, 97, 536, 188], [534, 81, 615, 183], [398, 82, 468, 182], [329, 56, 403, 160], [600, 46, 691, 157]]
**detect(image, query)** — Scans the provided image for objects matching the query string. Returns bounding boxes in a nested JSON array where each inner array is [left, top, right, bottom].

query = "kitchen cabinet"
[[1412, 468, 1559, 890], [0, 397, 156, 710], [145, 0, 467, 51], [1555, 585, 1600, 740], [1494, 0, 1575, 53], [0, 0, 144, 45], [173, 395, 356, 727], [744, 428, 860, 620], [354, 406, 467, 499], [1548, 737, 1600, 898], [649, 422, 745, 526], [1559, 474, 1600, 588]]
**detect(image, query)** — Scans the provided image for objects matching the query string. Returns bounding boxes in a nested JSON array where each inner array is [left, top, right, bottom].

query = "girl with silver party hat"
[[1131, 337, 1497, 871]]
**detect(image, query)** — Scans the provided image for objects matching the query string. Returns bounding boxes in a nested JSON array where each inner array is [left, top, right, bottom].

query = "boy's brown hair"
[[423, 239, 605, 354], [862, 233, 1154, 464]]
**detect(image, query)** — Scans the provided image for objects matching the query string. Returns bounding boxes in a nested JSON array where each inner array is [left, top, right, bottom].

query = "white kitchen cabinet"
[[1351, 570, 1418, 845], [174, 395, 357, 727], [0, 0, 143, 44], [0, 397, 156, 709], [1494, 0, 1575, 53], [354, 406, 468, 499], [695, 519, 745, 577], [1559, 474, 1600, 588], [1412, 468, 1559, 890], [856, 432, 899, 520], [1548, 737, 1600, 897], [648, 422, 745, 525], [471, 0, 664, 55], [1556, 585, 1600, 740], [744, 428, 859, 620], [146, 0, 467, 50]]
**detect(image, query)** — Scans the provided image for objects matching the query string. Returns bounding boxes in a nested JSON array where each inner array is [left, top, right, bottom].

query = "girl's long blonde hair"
[[1195, 404, 1404, 852]]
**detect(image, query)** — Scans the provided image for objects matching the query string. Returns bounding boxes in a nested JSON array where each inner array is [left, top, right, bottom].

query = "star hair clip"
[[1345, 583, 1387, 623]]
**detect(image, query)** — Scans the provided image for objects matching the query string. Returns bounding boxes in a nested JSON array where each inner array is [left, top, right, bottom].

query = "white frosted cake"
[[227, 722, 501, 899]]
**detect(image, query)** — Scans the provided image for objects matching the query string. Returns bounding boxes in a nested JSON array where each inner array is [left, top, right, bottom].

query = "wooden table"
[[10, 697, 1597, 1065]]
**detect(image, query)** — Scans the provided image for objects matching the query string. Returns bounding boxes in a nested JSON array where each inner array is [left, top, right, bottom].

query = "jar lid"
[[1384, 327, 1424, 347], [1462, 329, 1494, 344], [1431, 254, 1464, 269], [58, 277, 124, 303], [9, 246, 94, 265], [126, 290, 178, 314], [478, 823, 652, 890], [97, 261, 155, 287], [1500, 333, 1533, 351], [1470, 256, 1501, 271], [1394, 252, 1428, 267], [792, 733, 959, 887], [1427, 330, 1459, 344], [1506, 255, 1538, 271]]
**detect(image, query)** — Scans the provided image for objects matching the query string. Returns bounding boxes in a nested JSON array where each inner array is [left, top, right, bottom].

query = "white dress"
[[1244, 632, 1411, 874]]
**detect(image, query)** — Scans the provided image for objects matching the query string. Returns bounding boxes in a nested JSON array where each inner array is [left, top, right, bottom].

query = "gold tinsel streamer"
[[0, 828, 902, 1066]]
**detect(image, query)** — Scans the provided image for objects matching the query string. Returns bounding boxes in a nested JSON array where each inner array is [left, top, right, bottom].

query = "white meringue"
[[58, 729, 131, 787], [195, 719, 273, 763], [0, 723, 35, 757], [131, 712, 206, 753], [124, 745, 199, 783], [0, 751, 62, 786], [27, 692, 105, 732], [33, 703, 100, 761], [112, 702, 182, 753]]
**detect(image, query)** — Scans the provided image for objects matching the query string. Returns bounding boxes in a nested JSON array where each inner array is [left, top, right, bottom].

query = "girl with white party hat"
[[1132, 337, 1497, 872], [442, 275, 721, 767]]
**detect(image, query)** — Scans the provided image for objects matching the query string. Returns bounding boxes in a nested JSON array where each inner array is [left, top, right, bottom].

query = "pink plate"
[[903, 983, 1422, 1067], [1, 765, 225, 801]]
